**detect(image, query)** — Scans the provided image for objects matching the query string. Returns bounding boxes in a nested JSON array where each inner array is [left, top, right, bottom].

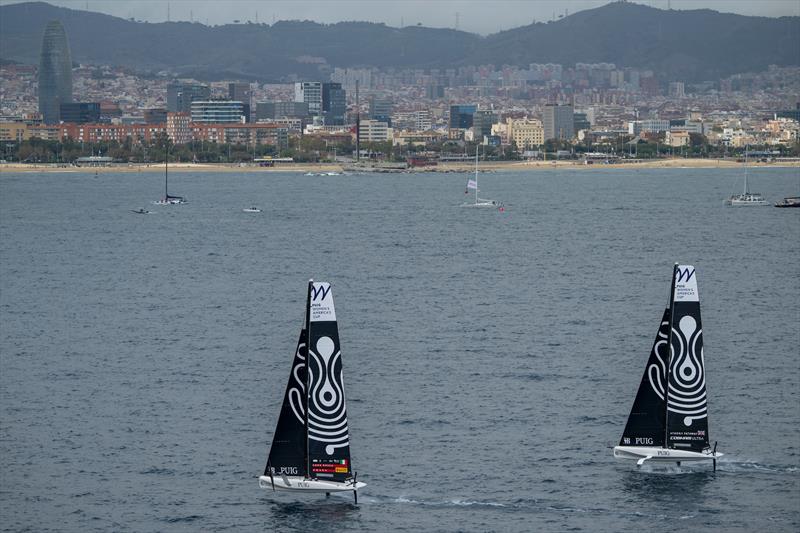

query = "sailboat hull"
[[613, 445, 722, 464], [258, 475, 366, 493]]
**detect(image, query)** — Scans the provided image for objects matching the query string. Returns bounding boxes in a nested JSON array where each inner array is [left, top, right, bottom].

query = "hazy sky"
[[4, 0, 799, 34]]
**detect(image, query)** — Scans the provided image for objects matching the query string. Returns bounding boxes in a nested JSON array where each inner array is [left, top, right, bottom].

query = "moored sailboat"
[[153, 142, 186, 205], [461, 145, 503, 209], [725, 150, 767, 206], [258, 280, 365, 501], [613, 264, 722, 468]]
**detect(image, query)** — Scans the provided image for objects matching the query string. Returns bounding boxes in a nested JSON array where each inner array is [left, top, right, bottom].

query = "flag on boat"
[[467, 179, 478, 190]]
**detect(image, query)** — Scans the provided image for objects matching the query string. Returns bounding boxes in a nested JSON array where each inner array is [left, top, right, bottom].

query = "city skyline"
[[0, 0, 797, 35]]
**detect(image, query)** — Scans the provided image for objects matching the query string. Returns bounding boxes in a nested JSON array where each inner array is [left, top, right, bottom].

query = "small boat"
[[243, 207, 262, 213], [614, 264, 722, 469], [461, 145, 503, 209], [153, 143, 186, 205], [774, 196, 800, 208], [725, 150, 768, 206], [259, 280, 366, 502], [131, 208, 151, 215]]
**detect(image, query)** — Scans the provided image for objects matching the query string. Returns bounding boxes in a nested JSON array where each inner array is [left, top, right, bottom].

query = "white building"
[[294, 82, 322, 116], [358, 119, 391, 143]]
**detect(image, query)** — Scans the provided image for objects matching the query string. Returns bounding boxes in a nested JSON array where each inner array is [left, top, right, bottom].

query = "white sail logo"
[[648, 317, 708, 426], [288, 340, 307, 424], [307, 336, 349, 455]]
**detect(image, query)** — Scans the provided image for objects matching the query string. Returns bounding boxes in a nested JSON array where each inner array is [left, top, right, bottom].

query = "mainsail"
[[619, 308, 670, 448], [305, 281, 352, 482], [265, 330, 308, 478], [665, 265, 710, 452]]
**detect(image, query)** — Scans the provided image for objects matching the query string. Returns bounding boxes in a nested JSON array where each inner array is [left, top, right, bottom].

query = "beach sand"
[[1, 158, 797, 174]]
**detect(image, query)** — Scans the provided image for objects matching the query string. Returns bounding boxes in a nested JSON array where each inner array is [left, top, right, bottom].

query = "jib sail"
[[619, 308, 670, 448], [265, 330, 308, 478]]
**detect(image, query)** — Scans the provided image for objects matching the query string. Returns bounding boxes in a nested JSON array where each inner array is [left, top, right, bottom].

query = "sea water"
[[1, 167, 798, 532]]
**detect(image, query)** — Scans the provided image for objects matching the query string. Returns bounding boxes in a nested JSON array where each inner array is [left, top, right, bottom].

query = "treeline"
[[3, 134, 798, 164]]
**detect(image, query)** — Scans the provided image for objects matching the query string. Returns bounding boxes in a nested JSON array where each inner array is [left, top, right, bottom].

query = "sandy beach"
[[1, 157, 798, 174]]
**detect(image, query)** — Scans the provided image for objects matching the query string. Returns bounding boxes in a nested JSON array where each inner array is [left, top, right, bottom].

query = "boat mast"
[[664, 263, 679, 448], [743, 146, 748, 194], [165, 139, 169, 198], [304, 279, 313, 479], [474, 144, 479, 205]]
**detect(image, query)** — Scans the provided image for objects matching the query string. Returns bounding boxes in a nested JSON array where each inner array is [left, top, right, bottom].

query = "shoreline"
[[1, 158, 798, 174]]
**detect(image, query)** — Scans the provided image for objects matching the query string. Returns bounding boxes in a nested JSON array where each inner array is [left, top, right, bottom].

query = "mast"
[[664, 263, 678, 448], [474, 144, 479, 205], [304, 279, 313, 478], [165, 140, 169, 198], [743, 146, 748, 194], [355, 80, 360, 163]]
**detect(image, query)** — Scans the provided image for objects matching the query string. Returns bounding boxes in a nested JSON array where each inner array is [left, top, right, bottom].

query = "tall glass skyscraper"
[[38, 20, 73, 124]]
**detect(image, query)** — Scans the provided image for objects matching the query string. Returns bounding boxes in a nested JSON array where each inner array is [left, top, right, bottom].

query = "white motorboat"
[[243, 207, 262, 213]]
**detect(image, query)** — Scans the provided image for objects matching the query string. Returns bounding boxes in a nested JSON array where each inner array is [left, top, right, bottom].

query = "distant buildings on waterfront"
[[1, 19, 798, 160]]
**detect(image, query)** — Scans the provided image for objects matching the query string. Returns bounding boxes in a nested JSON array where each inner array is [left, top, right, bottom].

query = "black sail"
[[304, 282, 352, 482], [666, 265, 710, 452], [265, 330, 308, 478], [619, 308, 670, 448]]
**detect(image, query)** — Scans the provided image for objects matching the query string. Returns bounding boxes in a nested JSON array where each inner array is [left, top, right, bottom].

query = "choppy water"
[[1, 167, 798, 532]]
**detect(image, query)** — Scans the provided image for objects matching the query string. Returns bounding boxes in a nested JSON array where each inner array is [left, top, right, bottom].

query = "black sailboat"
[[153, 141, 186, 205], [613, 264, 722, 468], [259, 280, 365, 500]]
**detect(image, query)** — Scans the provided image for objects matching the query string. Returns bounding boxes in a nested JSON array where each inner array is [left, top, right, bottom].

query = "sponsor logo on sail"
[[310, 283, 332, 301], [675, 267, 695, 283]]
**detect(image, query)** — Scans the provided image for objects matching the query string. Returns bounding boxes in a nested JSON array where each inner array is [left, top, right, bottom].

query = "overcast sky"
[[3, 0, 798, 35]]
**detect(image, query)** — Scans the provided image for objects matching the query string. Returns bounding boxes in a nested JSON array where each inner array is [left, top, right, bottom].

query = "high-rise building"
[[59, 102, 100, 124], [543, 104, 574, 141], [322, 82, 346, 125], [38, 20, 73, 124], [449, 104, 476, 130], [573, 112, 591, 132], [369, 98, 393, 126], [228, 82, 252, 122], [472, 109, 497, 139], [167, 82, 211, 113], [294, 82, 322, 116], [190, 101, 245, 123]]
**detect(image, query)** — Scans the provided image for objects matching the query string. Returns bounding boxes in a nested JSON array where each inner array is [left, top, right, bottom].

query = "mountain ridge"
[[1, 1, 797, 82]]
